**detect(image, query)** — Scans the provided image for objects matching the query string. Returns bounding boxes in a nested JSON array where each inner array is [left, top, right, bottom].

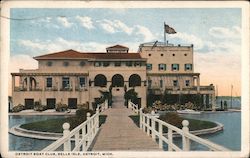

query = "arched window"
[[30, 77, 37, 90], [112, 74, 124, 87], [94, 74, 107, 87], [129, 74, 141, 87]]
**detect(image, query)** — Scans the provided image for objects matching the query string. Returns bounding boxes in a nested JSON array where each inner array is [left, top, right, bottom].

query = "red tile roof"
[[33, 49, 144, 60], [106, 44, 129, 49]]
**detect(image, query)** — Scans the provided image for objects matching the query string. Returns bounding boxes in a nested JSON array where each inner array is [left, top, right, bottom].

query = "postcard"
[[1, 1, 249, 158]]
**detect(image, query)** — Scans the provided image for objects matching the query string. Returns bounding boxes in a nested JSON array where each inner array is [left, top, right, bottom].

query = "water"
[[9, 115, 67, 151], [9, 110, 241, 151], [177, 112, 241, 151], [216, 97, 241, 109]]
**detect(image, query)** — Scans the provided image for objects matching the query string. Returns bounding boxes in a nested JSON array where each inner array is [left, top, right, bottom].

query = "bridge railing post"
[[139, 108, 143, 129], [158, 122, 163, 149], [168, 129, 173, 151], [146, 115, 150, 136], [182, 120, 190, 151], [86, 112, 91, 147], [96, 108, 99, 130], [82, 124, 86, 151], [151, 111, 156, 141], [63, 123, 71, 151]]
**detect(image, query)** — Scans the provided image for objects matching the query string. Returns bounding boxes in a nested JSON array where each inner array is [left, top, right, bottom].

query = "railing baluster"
[[82, 125, 86, 151], [158, 122, 163, 149], [139, 108, 143, 129], [63, 123, 71, 151], [182, 120, 190, 151], [96, 108, 99, 130], [86, 113, 91, 147], [151, 116, 156, 141], [168, 129, 173, 151], [75, 132, 80, 151], [147, 115, 150, 136], [142, 115, 146, 132]]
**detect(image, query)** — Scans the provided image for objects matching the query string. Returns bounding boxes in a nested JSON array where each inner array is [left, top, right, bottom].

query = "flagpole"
[[164, 22, 166, 45]]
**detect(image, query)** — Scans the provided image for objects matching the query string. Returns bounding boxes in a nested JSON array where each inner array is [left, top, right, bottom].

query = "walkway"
[[91, 96, 161, 151]]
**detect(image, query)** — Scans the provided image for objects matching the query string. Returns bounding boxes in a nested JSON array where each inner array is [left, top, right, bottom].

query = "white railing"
[[42, 102, 108, 151], [128, 100, 139, 114], [139, 108, 230, 151]]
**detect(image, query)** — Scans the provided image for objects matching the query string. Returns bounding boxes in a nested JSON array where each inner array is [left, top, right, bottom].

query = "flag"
[[165, 24, 176, 34]]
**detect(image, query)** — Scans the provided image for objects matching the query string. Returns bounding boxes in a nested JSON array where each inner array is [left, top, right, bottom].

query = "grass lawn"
[[20, 115, 107, 133], [129, 115, 217, 132]]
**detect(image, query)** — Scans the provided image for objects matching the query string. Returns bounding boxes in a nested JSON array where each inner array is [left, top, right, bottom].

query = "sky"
[[9, 8, 242, 96]]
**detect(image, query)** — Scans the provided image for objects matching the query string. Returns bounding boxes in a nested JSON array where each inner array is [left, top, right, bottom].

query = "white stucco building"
[[11, 42, 215, 110]]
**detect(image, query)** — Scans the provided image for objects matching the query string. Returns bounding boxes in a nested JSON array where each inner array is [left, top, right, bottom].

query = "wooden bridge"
[[91, 96, 161, 151], [42, 97, 230, 152]]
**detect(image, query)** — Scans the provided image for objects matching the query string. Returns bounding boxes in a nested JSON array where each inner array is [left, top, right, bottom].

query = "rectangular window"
[[103, 61, 110, 67], [173, 80, 178, 87], [79, 77, 86, 87], [146, 64, 152, 70], [160, 80, 163, 88], [126, 61, 133, 67], [158, 64, 166, 71], [185, 80, 190, 87], [46, 77, 52, 88], [62, 77, 70, 88], [94, 61, 101, 67], [134, 61, 141, 67], [114, 61, 121, 67], [185, 64, 193, 71], [172, 64, 179, 71]]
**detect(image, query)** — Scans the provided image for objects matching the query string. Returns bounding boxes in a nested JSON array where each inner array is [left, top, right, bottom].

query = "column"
[[27, 76, 30, 91], [12, 75, 15, 92], [211, 93, 216, 111], [197, 76, 200, 92], [72, 76, 76, 91], [57, 77, 60, 92]]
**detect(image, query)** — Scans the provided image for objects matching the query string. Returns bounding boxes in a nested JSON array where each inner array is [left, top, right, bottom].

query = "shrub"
[[34, 101, 47, 112], [159, 112, 183, 129], [76, 108, 95, 120], [34, 104, 47, 111], [12, 104, 25, 112], [142, 107, 153, 114], [55, 102, 68, 112], [77, 103, 89, 109]]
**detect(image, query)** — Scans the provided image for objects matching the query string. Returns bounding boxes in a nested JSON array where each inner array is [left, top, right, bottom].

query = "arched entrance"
[[94, 74, 107, 87], [129, 74, 141, 87], [112, 74, 124, 87]]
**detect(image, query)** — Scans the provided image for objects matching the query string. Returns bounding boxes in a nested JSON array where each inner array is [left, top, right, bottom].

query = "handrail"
[[128, 100, 139, 114], [42, 101, 108, 151], [139, 107, 231, 151]]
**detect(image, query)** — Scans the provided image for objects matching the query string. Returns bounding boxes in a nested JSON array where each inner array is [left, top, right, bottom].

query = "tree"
[[124, 88, 138, 107]]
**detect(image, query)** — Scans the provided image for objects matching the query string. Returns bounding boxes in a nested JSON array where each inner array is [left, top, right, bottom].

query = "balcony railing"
[[75, 86, 88, 91]]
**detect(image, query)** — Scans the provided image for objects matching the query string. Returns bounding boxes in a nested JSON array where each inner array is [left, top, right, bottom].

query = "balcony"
[[75, 86, 88, 91], [14, 87, 42, 92]]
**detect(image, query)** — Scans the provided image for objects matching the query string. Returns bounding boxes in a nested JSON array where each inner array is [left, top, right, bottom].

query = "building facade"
[[11, 42, 215, 110]]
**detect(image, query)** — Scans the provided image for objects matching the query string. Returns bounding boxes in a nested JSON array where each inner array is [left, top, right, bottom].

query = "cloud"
[[99, 19, 133, 35], [194, 41, 241, 96], [76, 16, 94, 29], [134, 25, 156, 42], [57, 17, 73, 28], [209, 26, 241, 39], [9, 55, 38, 73], [18, 38, 112, 53], [168, 32, 204, 50]]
